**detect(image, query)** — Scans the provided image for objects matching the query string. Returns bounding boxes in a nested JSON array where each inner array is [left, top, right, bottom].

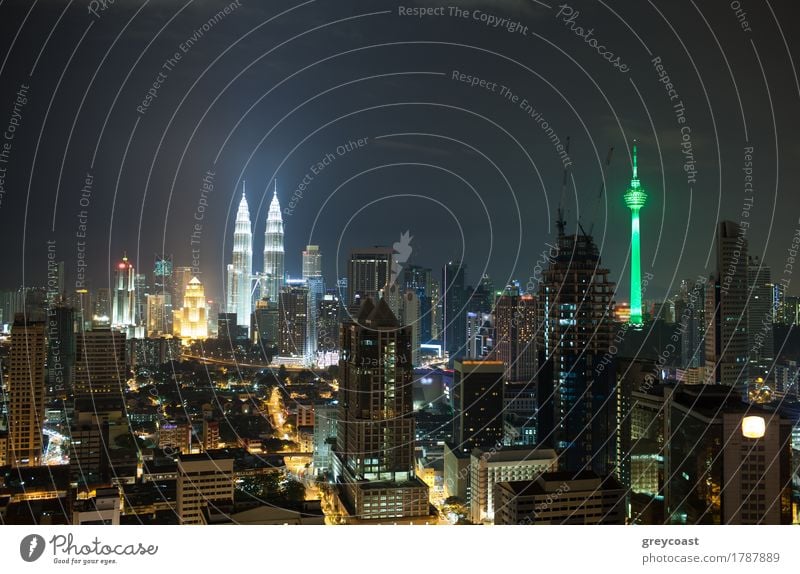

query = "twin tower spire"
[[227, 180, 285, 331]]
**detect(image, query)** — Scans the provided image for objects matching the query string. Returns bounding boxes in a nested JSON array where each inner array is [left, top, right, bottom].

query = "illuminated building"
[[7, 316, 46, 467], [664, 384, 792, 524], [469, 445, 557, 524], [453, 359, 504, 453], [333, 298, 430, 522], [303, 245, 324, 358], [177, 452, 234, 525], [705, 221, 749, 395], [145, 293, 167, 336], [493, 287, 536, 382], [494, 471, 625, 524], [73, 326, 126, 399], [613, 302, 631, 323], [624, 143, 647, 327], [227, 186, 253, 332], [111, 254, 136, 329], [537, 221, 616, 474], [173, 277, 208, 340], [262, 181, 285, 302], [46, 304, 75, 400]]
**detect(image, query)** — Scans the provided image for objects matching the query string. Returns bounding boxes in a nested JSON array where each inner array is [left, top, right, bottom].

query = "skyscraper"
[[453, 359, 505, 453], [228, 186, 253, 331], [7, 316, 46, 467], [347, 247, 394, 308], [442, 261, 467, 359], [537, 224, 616, 474], [303, 245, 324, 363], [111, 254, 136, 329], [493, 287, 537, 383], [333, 298, 430, 522], [278, 284, 309, 359], [624, 143, 648, 327], [262, 181, 285, 302], [705, 221, 749, 395], [747, 256, 775, 397]]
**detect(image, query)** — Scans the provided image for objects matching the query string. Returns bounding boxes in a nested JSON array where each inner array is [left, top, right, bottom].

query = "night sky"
[[1, 0, 799, 303]]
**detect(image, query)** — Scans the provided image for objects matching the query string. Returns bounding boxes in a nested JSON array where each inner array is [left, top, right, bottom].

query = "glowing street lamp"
[[741, 415, 766, 439]]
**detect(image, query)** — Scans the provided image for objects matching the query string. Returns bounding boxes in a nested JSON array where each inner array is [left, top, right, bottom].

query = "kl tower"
[[624, 142, 647, 327]]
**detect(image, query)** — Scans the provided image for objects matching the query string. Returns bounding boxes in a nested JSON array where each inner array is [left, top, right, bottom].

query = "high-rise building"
[[134, 273, 148, 328], [94, 287, 111, 321], [228, 187, 253, 332], [442, 261, 467, 359], [747, 256, 775, 398], [676, 277, 705, 369], [624, 143, 648, 327], [173, 277, 208, 340], [7, 316, 46, 467], [251, 299, 279, 348], [317, 292, 340, 353], [177, 452, 234, 525], [333, 298, 430, 522], [278, 284, 309, 358], [111, 254, 136, 329], [172, 266, 194, 310], [73, 326, 127, 400], [537, 223, 616, 474], [665, 384, 792, 524], [705, 221, 749, 395], [347, 247, 394, 308], [303, 245, 324, 362], [262, 182, 285, 302], [46, 304, 75, 400], [452, 359, 504, 453], [493, 287, 537, 383], [145, 293, 167, 337]]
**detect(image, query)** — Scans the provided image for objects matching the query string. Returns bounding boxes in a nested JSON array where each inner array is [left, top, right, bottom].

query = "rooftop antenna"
[[556, 136, 571, 237]]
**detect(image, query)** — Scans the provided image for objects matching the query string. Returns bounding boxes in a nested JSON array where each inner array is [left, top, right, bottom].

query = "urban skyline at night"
[[1, 3, 800, 564]]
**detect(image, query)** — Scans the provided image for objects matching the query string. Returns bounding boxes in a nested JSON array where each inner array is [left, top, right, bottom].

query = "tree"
[[282, 479, 306, 504]]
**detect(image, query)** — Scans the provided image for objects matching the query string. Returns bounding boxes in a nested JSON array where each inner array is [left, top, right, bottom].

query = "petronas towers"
[[226, 180, 285, 333]]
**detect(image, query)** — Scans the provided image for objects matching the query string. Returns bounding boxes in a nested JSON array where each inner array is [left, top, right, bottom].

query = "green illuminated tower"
[[624, 142, 647, 327]]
